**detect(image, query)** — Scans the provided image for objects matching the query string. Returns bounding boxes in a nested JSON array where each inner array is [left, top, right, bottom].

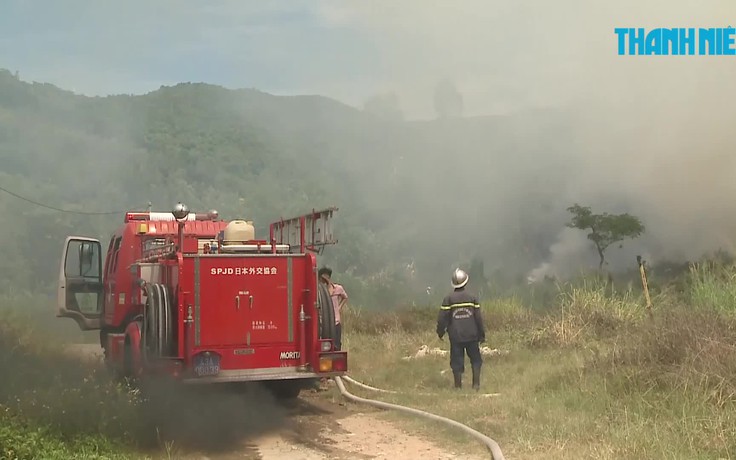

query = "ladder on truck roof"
[[269, 207, 338, 254]]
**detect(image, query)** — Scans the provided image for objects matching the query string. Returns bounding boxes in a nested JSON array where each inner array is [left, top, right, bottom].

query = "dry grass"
[[528, 277, 646, 349], [334, 262, 736, 459], [4, 260, 736, 458], [0, 309, 141, 459]]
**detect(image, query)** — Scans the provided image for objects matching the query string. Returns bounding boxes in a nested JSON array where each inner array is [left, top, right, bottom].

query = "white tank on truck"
[[222, 219, 256, 245]]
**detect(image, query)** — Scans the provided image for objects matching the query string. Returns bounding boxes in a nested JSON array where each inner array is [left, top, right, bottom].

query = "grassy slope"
[[0, 308, 143, 460], [0, 69, 582, 307], [331, 263, 736, 459], [1, 300, 316, 460]]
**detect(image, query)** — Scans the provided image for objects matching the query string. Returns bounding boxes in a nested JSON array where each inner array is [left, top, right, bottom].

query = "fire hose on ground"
[[338, 374, 500, 398], [341, 375, 396, 393], [332, 375, 506, 460]]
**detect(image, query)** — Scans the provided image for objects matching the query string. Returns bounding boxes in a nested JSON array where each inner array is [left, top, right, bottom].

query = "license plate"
[[193, 352, 220, 377]]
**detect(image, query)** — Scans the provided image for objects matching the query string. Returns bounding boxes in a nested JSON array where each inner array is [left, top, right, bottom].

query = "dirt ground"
[[184, 390, 485, 460], [64, 344, 489, 460]]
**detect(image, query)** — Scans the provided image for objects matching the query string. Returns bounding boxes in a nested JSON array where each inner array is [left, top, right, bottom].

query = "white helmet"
[[451, 268, 469, 289]]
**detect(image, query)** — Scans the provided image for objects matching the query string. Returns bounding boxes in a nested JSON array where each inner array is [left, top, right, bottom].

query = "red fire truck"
[[56, 203, 346, 398]]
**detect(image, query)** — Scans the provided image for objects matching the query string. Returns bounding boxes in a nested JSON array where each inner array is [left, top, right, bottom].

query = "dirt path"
[[248, 413, 474, 459], [64, 344, 486, 460], [240, 391, 487, 460], [181, 390, 484, 460]]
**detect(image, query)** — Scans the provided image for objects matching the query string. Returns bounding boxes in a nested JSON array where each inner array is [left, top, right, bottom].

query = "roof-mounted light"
[[124, 207, 220, 223], [125, 212, 149, 222]]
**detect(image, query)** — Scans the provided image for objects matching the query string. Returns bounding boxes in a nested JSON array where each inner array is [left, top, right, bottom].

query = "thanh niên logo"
[[615, 27, 736, 55]]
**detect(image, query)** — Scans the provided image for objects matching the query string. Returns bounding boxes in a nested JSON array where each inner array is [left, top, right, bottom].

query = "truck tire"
[[123, 319, 143, 380]]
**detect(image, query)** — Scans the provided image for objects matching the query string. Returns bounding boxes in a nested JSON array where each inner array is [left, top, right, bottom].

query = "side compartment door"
[[57, 236, 104, 330]]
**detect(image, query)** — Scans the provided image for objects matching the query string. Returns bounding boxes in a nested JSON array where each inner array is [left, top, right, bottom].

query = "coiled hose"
[[333, 375, 506, 460]]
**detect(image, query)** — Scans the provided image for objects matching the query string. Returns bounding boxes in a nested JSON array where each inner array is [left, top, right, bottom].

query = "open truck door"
[[57, 236, 103, 330]]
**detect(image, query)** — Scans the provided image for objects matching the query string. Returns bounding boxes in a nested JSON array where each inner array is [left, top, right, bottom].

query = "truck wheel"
[[317, 282, 336, 341], [124, 319, 143, 380]]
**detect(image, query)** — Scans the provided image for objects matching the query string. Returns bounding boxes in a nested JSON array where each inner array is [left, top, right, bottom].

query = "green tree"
[[566, 204, 645, 270]]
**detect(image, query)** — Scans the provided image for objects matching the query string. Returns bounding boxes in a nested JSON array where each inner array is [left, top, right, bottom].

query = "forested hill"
[[0, 68, 580, 307]]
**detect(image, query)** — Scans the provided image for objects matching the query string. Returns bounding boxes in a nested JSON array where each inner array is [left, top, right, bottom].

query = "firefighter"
[[436, 268, 486, 390]]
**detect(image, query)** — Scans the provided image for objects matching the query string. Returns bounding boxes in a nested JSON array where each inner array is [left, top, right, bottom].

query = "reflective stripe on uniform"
[[440, 302, 480, 310]]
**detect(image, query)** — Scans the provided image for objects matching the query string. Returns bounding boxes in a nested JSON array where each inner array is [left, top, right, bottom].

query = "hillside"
[[0, 68, 598, 306], [2, 70, 736, 460]]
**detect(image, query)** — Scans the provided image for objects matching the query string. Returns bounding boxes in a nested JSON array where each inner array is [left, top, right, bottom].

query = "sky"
[[2, 1, 734, 120]]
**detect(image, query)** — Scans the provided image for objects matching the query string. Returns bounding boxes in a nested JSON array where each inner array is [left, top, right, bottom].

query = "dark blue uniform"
[[436, 287, 485, 388]]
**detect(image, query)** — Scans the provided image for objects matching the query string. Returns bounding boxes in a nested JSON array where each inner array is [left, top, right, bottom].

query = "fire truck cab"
[[57, 203, 345, 398]]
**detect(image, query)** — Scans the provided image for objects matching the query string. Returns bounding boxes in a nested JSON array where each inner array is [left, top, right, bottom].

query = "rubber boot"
[[453, 371, 462, 389], [472, 365, 481, 391]]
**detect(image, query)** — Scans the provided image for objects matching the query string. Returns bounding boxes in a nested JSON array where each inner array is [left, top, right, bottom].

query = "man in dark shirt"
[[436, 268, 486, 390]]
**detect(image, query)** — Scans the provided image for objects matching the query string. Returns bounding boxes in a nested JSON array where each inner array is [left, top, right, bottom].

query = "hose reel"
[[142, 282, 175, 359]]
